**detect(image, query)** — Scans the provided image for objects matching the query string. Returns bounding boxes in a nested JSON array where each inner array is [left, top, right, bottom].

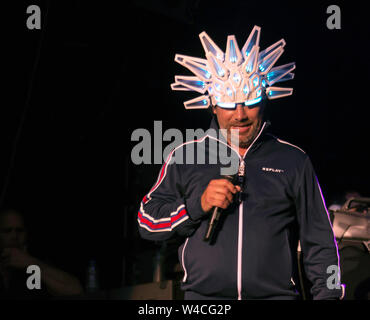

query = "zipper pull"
[[237, 160, 246, 203], [238, 160, 245, 177]]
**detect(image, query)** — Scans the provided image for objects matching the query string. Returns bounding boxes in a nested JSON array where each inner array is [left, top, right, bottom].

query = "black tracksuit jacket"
[[137, 117, 344, 300]]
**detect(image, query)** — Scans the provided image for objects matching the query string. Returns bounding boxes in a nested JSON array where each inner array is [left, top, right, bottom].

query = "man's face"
[[213, 103, 263, 150], [0, 212, 27, 251]]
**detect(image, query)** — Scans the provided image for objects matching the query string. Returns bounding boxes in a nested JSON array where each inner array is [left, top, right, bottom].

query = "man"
[[137, 26, 345, 300], [0, 209, 83, 299]]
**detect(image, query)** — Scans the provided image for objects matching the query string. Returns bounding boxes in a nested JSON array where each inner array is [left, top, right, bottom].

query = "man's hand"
[[0, 247, 37, 269], [0, 247, 84, 296], [201, 179, 241, 214]]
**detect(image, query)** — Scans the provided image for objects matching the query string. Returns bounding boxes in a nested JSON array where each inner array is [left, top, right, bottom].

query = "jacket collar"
[[207, 115, 271, 157]]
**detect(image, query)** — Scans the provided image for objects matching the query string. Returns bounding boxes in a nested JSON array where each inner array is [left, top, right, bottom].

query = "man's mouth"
[[231, 124, 251, 134]]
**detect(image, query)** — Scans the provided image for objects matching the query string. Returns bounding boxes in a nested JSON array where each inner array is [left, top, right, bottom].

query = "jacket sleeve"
[[137, 156, 204, 241], [295, 157, 345, 300]]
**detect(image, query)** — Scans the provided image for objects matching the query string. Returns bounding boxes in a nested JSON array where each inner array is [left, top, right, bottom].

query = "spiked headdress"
[[171, 26, 295, 109]]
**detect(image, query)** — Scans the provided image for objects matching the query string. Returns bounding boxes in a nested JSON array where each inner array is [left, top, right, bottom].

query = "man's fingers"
[[212, 200, 230, 210], [211, 190, 233, 204], [210, 194, 231, 209], [202, 179, 241, 213], [211, 179, 239, 194]]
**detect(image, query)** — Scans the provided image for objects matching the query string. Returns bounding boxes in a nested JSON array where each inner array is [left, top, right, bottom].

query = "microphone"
[[203, 174, 238, 243]]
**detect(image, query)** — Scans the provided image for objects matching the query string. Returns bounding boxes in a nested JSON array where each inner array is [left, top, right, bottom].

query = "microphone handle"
[[203, 174, 236, 242], [203, 207, 222, 242]]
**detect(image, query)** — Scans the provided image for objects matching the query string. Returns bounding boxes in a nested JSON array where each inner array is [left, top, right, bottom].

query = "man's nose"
[[233, 104, 248, 121]]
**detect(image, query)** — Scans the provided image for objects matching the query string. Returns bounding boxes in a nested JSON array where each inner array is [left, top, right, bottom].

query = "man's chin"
[[230, 134, 253, 148]]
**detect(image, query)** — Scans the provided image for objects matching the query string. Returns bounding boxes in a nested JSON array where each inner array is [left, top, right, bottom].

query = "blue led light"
[[233, 72, 241, 83], [266, 70, 284, 83], [244, 29, 258, 58], [227, 88, 233, 97], [244, 97, 262, 106], [217, 102, 236, 109], [210, 55, 225, 77], [182, 79, 206, 90], [194, 80, 205, 88], [266, 64, 295, 85], [203, 99, 208, 105], [230, 40, 237, 63], [253, 77, 259, 87], [262, 79, 266, 87], [267, 89, 290, 98], [259, 51, 281, 75], [266, 71, 275, 81], [186, 61, 211, 80], [243, 85, 249, 94]]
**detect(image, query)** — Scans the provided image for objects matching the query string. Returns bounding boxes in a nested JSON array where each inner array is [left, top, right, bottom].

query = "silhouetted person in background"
[[0, 209, 84, 299]]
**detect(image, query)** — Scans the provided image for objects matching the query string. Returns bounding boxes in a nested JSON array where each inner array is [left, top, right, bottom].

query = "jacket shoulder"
[[265, 133, 308, 162]]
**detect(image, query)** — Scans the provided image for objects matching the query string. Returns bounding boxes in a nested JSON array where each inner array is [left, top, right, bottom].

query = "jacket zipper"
[[237, 122, 267, 300], [237, 162, 245, 300], [206, 122, 267, 300]]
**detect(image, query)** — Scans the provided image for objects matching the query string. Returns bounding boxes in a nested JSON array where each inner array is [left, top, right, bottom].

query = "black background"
[[2, 0, 369, 290]]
